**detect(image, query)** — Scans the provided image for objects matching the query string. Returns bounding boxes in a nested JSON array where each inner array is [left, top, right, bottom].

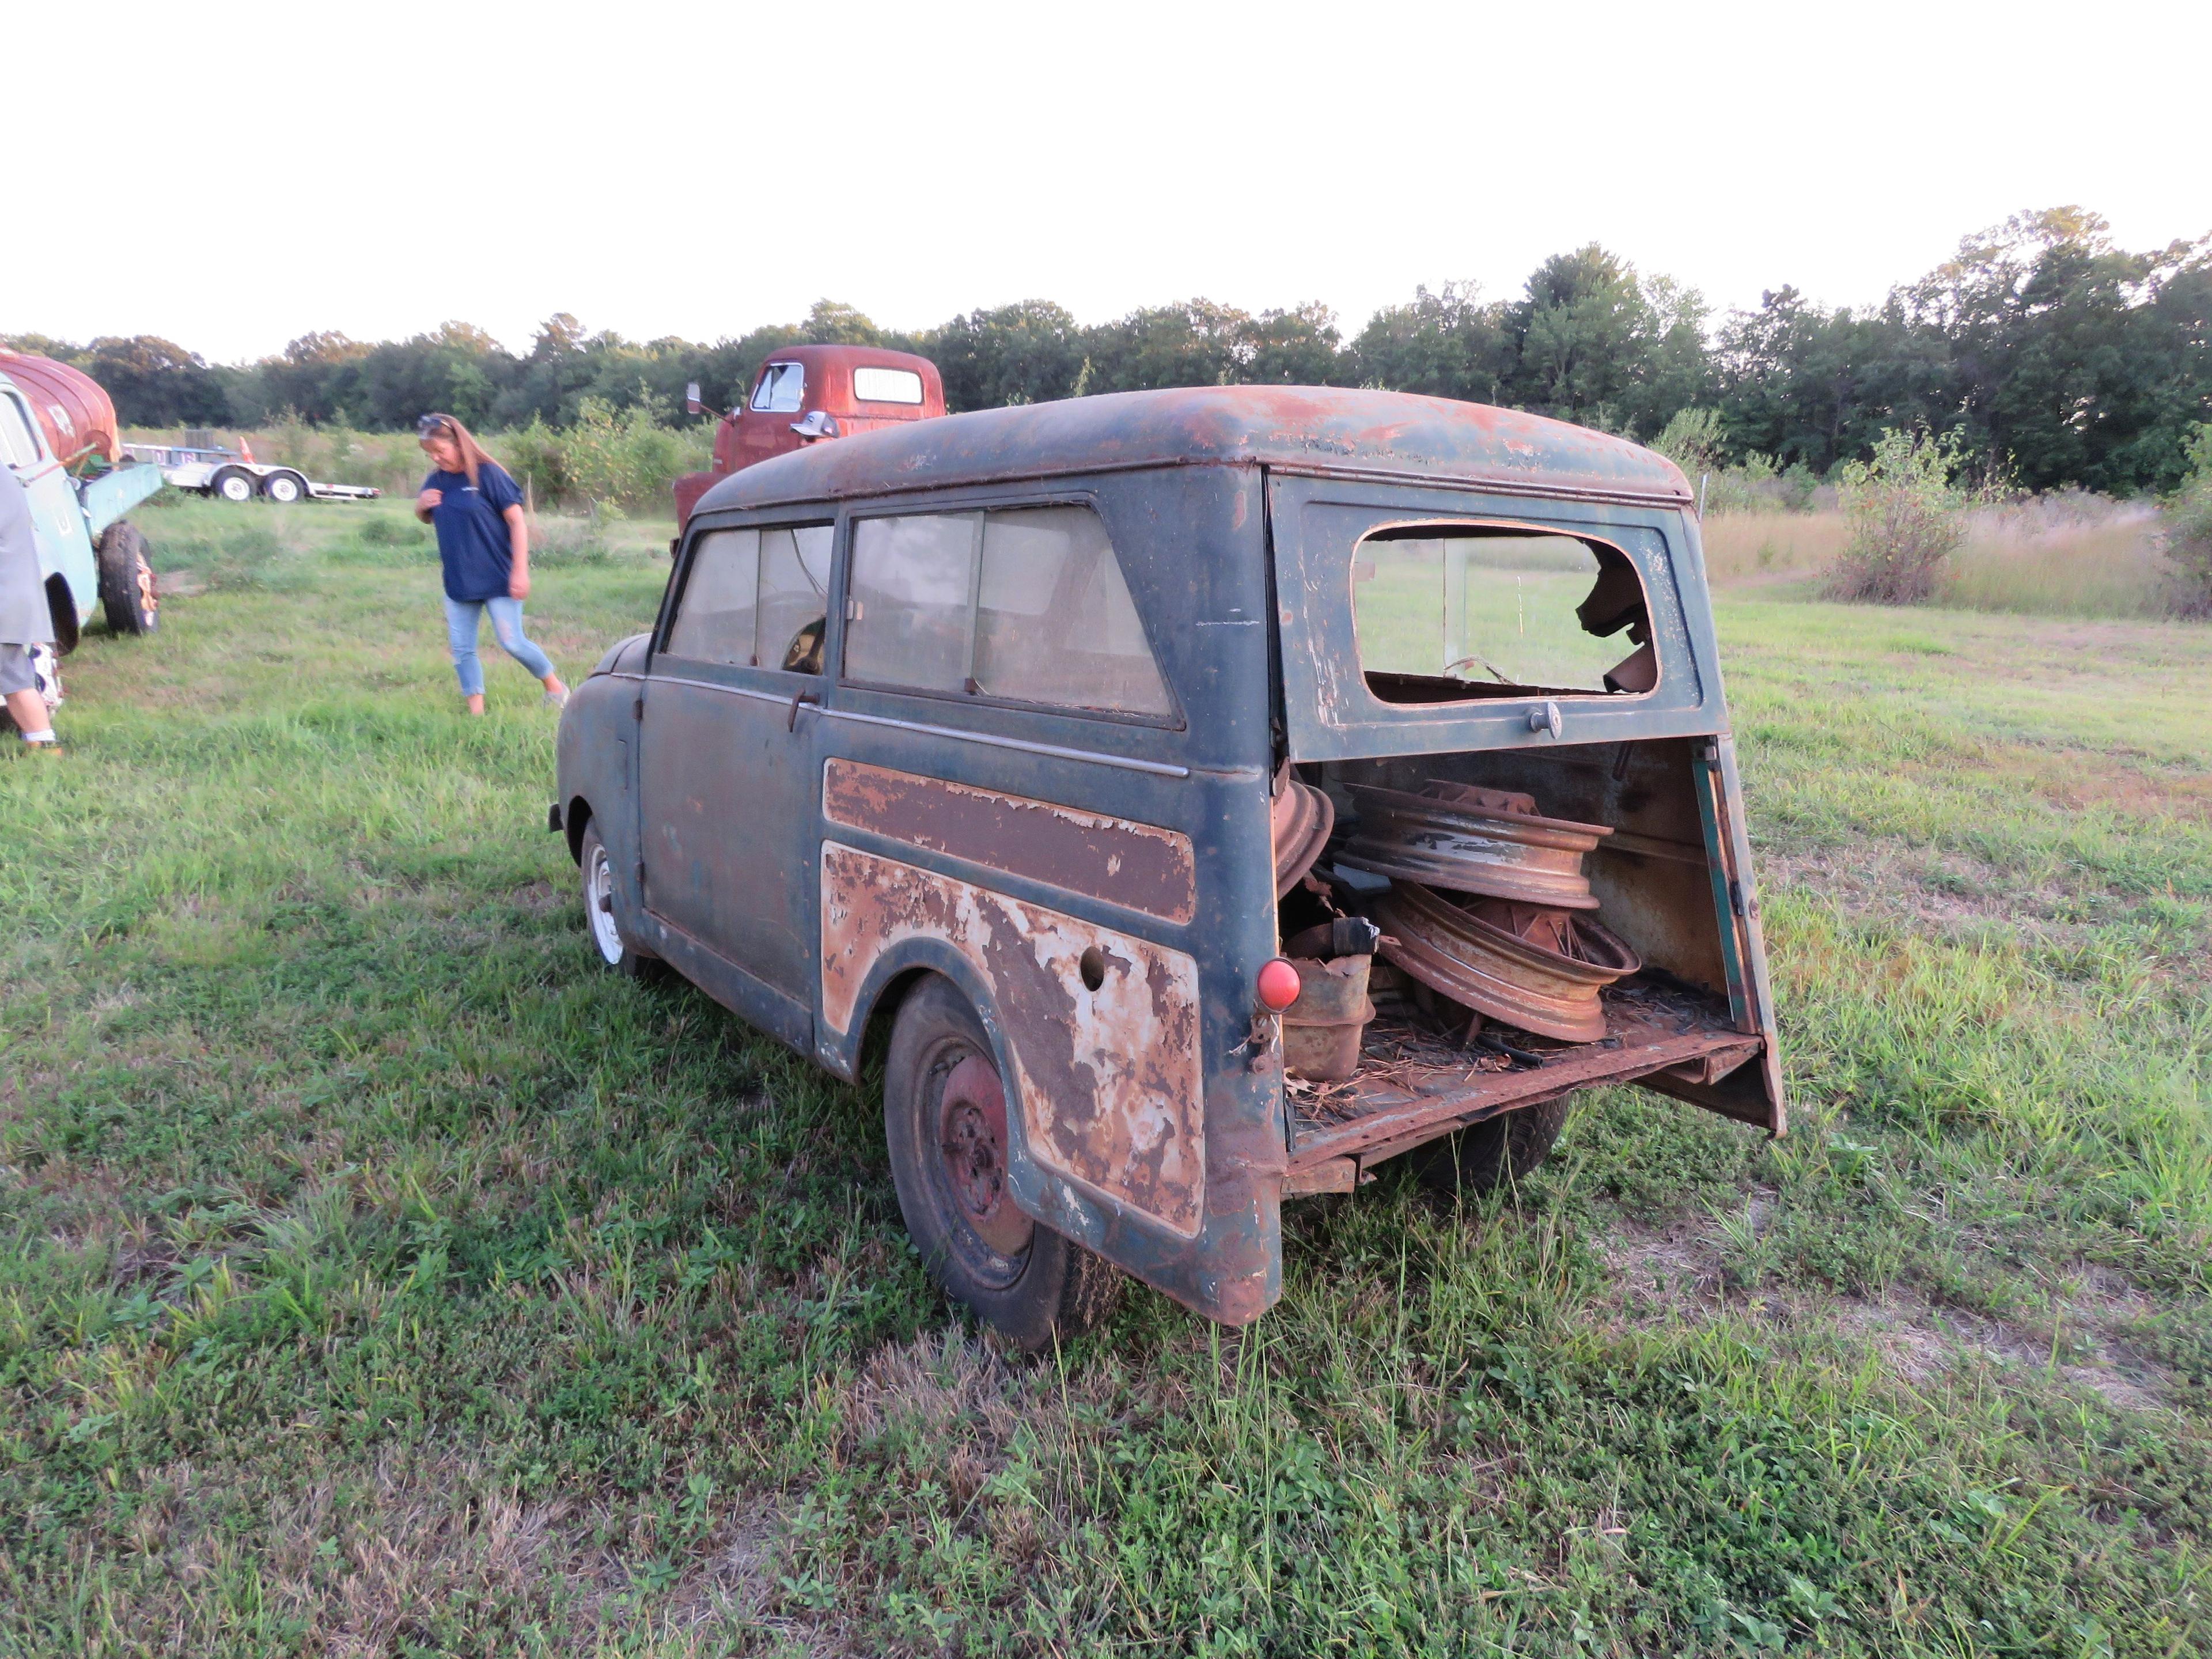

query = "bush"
[[2162, 425, 2212, 619], [1825, 426, 1965, 604], [501, 397, 710, 514]]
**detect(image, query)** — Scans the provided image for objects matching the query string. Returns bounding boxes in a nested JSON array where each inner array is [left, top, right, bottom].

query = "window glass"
[[847, 505, 1172, 718], [847, 513, 978, 692], [751, 362, 805, 413], [757, 525, 834, 674], [0, 394, 43, 467], [853, 366, 924, 404], [665, 528, 760, 664], [975, 506, 1172, 715], [1354, 527, 1654, 699]]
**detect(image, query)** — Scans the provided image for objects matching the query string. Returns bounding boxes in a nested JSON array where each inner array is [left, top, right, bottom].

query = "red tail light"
[[1256, 957, 1302, 1013]]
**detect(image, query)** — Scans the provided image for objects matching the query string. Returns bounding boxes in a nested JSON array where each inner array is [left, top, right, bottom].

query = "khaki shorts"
[[0, 643, 37, 696]]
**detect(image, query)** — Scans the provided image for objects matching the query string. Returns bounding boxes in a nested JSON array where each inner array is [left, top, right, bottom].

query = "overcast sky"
[[10, 1, 2206, 363]]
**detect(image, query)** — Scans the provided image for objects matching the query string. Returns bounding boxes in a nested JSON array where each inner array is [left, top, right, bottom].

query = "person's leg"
[[484, 597, 567, 703], [1, 647, 55, 745], [443, 597, 487, 715]]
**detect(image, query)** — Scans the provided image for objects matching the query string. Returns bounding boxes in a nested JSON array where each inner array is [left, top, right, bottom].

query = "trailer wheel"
[[211, 468, 257, 504], [885, 975, 1123, 1353], [1412, 1094, 1574, 1196], [97, 521, 160, 636], [262, 471, 306, 504]]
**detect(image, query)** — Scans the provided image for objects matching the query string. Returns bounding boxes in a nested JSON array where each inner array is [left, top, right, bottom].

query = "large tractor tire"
[[97, 521, 160, 636]]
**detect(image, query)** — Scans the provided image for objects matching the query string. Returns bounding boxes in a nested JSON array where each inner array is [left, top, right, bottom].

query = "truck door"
[[637, 518, 833, 1050], [0, 385, 96, 637]]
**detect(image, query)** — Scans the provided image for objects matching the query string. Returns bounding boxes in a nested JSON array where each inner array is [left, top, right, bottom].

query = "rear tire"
[[579, 823, 662, 980], [97, 521, 160, 636], [1412, 1094, 1573, 1196], [211, 468, 257, 504], [885, 976, 1122, 1353], [262, 471, 306, 504]]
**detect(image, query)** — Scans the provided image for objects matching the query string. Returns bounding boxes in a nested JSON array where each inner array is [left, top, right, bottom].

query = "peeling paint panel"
[[822, 760, 1196, 923], [821, 842, 1206, 1237]]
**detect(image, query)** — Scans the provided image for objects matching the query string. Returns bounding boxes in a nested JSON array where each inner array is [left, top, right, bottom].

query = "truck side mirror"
[[685, 381, 706, 416]]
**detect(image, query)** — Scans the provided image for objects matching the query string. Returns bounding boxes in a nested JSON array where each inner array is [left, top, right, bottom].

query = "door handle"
[[787, 688, 821, 732]]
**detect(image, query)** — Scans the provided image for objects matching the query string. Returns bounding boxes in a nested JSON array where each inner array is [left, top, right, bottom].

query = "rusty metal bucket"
[[1280, 953, 1374, 1082], [1339, 782, 1611, 908], [1371, 880, 1640, 1043]]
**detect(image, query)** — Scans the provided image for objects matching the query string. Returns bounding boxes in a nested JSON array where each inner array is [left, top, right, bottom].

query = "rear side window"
[[666, 524, 832, 673], [751, 362, 804, 412], [853, 366, 924, 404], [846, 505, 1172, 718], [1354, 525, 1657, 701]]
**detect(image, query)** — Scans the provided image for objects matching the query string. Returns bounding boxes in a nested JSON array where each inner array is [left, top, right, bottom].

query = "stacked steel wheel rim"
[[1340, 781, 1641, 1041]]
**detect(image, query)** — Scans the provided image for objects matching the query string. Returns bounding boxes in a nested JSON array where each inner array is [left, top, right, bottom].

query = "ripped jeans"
[[444, 595, 555, 697]]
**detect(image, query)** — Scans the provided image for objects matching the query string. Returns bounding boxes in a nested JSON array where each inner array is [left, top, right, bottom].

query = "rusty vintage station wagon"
[[552, 387, 1782, 1350]]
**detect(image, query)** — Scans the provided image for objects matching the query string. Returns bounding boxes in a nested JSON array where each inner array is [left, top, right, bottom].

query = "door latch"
[[787, 688, 821, 732]]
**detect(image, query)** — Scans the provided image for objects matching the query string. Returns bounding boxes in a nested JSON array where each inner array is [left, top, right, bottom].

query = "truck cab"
[[673, 344, 945, 526]]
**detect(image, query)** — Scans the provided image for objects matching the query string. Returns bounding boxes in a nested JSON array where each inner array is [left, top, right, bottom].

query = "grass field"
[[3, 494, 2209, 1657]]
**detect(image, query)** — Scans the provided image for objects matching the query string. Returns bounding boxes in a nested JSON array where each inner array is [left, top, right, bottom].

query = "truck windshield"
[[751, 363, 805, 413], [1353, 525, 1656, 701]]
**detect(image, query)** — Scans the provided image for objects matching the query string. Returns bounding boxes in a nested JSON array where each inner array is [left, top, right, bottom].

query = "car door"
[[638, 517, 833, 1048], [0, 385, 95, 635]]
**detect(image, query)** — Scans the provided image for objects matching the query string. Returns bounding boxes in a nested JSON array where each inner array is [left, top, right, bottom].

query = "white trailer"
[[122, 442, 381, 503]]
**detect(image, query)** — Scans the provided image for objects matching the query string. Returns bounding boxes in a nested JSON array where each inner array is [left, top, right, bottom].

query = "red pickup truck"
[[673, 343, 945, 525]]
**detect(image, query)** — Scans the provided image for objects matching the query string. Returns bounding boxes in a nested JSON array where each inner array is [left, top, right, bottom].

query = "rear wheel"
[[97, 521, 160, 635], [579, 823, 661, 979], [211, 468, 257, 503], [885, 976, 1122, 1353], [262, 471, 306, 503], [1412, 1094, 1573, 1196]]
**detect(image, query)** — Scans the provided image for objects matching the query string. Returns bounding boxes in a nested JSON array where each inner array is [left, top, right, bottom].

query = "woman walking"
[[415, 413, 566, 714]]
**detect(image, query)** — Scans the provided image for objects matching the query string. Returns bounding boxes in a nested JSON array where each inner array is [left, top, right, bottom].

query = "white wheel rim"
[[221, 477, 251, 501], [271, 478, 298, 501], [586, 844, 624, 964]]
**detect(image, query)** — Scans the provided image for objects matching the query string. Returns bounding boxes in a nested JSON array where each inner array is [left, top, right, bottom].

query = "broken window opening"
[[1352, 523, 1657, 704]]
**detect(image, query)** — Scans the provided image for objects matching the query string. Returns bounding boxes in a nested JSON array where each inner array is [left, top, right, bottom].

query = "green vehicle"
[[0, 361, 164, 684]]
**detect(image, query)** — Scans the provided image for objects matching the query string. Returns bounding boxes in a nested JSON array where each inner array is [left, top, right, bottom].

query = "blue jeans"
[[444, 595, 555, 697]]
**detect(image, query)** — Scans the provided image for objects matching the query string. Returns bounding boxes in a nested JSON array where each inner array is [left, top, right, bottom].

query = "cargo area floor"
[[1282, 979, 1760, 1188]]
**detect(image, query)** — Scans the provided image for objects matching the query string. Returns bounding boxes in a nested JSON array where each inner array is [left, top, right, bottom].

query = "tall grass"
[[1705, 501, 2180, 620]]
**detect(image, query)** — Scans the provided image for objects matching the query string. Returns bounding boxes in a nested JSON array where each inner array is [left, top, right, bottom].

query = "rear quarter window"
[[846, 504, 1173, 718]]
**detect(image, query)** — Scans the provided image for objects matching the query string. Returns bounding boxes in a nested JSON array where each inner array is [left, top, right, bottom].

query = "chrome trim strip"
[[823, 707, 1191, 778], [637, 673, 1192, 778]]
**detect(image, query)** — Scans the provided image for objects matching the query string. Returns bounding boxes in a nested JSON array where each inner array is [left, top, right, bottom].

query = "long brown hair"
[[420, 413, 495, 488]]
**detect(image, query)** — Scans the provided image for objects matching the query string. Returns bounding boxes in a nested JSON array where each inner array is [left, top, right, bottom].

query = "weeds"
[[1827, 426, 1968, 604]]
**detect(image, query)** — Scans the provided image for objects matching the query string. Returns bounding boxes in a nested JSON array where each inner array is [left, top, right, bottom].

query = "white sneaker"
[[543, 687, 570, 710]]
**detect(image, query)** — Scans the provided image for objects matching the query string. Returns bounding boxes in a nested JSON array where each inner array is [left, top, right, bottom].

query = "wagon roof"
[[697, 384, 1693, 514]]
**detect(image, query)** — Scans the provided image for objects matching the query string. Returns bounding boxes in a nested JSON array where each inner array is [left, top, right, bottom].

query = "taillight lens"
[[1256, 957, 1302, 1013]]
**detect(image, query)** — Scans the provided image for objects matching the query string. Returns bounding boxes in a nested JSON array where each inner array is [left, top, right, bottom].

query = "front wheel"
[[1411, 1093, 1574, 1196], [97, 521, 159, 635], [579, 824, 661, 979], [262, 471, 306, 504], [211, 468, 257, 504], [885, 976, 1122, 1353]]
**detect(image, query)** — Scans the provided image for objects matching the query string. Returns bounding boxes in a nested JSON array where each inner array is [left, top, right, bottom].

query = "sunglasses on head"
[[416, 414, 452, 437]]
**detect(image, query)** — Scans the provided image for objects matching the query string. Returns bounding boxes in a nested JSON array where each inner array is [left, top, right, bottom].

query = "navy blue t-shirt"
[[422, 460, 524, 601]]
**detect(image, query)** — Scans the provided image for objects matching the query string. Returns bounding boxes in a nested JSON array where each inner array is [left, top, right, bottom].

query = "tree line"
[[10, 207, 2206, 495]]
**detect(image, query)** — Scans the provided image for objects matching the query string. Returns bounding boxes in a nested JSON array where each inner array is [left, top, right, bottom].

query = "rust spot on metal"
[[822, 760, 1196, 924], [820, 843, 1206, 1237]]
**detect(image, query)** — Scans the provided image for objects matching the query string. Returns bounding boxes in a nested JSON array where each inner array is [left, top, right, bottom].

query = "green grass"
[[2, 493, 2209, 1656]]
